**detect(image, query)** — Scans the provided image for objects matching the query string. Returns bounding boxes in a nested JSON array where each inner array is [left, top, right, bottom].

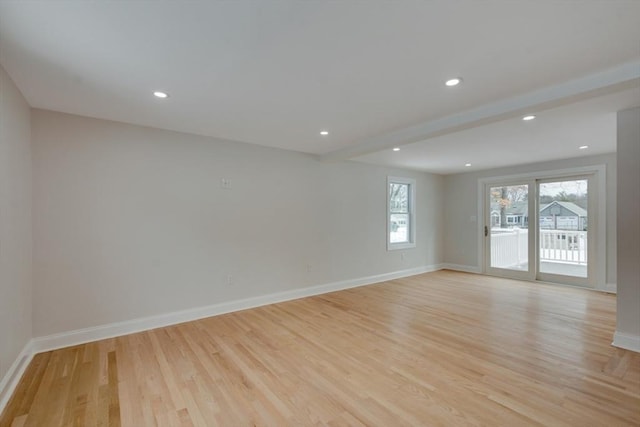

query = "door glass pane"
[[489, 185, 529, 271], [539, 179, 588, 278]]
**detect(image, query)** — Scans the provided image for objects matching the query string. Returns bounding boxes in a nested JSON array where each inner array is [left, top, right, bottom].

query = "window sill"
[[387, 242, 416, 251]]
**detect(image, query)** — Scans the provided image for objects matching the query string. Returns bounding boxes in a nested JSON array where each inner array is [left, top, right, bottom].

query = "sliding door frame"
[[483, 179, 536, 281], [477, 165, 606, 289], [535, 174, 595, 288]]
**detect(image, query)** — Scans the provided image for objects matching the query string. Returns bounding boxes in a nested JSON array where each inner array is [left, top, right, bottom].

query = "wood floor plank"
[[0, 352, 50, 424], [1, 270, 639, 426]]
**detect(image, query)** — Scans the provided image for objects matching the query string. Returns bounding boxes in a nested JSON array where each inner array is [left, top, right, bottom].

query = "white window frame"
[[387, 176, 416, 250]]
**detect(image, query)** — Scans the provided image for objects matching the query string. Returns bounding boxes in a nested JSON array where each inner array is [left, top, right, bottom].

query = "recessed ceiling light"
[[465, 163, 472, 167], [522, 115, 536, 121], [153, 91, 169, 99], [393, 147, 401, 152], [579, 145, 589, 150], [445, 78, 462, 87], [320, 130, 329, 136]]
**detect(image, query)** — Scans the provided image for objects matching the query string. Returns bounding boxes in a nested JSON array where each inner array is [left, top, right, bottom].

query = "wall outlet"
[[220, 178, 232, 190], [400, 253, 405, 261], [227, 274, 233, 285], [306, 264, 312, 273]]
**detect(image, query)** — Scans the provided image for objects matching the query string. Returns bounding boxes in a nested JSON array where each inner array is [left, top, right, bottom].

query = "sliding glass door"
[[484, 174, 597, 288]]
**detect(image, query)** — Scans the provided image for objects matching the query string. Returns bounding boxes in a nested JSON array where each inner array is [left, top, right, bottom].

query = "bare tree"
[[506, 185, 528, 202], [500, 187, 508, 228], [490, 185, 527, 229]]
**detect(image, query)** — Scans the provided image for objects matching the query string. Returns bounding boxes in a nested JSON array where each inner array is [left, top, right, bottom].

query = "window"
[[388, 176, 416, 250]]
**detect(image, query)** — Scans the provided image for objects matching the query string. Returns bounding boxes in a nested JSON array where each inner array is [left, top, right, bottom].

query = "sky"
[[539, 179, 587, 197]]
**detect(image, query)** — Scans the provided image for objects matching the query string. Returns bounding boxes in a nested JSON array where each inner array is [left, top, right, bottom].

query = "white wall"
[[0, 67, 32, 382], [615, 107, 640, 351], [31, 110, 444, 336], [442, 154, 617, 286]]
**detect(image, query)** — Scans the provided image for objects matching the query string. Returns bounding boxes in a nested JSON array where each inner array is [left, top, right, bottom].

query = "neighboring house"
[[490, 201, 529, 228], [490, 200, 587, 230], [540, 201, 588, 230]]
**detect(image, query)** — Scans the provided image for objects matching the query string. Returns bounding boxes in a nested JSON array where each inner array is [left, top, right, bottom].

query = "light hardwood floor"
[[1, 270, 639, 426]]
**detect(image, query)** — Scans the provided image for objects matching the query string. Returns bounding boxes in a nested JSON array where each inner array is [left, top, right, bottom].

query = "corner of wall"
[[0, 341, 34, 416], [0, 64, 35, 416], [612, 331, 640, 353]]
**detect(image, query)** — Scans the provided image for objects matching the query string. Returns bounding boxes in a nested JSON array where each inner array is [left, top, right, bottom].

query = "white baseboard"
[[612, 331, 640, 353], [440, 263, 482, 274], [0, 340, 34, 416], [31, 264, 443, 354], [4, 264, 444, 411], [3, 264, 628, 415]]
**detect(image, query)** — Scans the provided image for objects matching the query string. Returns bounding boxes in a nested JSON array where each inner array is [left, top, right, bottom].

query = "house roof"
[[490, 201, 527, 216], [540, 201, 588, 217], [491, 200, 587, 217]]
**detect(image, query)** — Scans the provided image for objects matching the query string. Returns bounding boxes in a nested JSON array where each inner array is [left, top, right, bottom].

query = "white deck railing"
[[491, 228, 587, 268], [539, 229, 587, 265], [491, 228, 528, 269]]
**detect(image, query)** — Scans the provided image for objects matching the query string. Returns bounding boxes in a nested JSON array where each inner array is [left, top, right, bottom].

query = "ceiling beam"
[[319, 61, 640, 163]]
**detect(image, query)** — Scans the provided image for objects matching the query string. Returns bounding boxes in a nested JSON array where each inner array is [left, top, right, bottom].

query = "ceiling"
[[1, 1, 639, 174], [354, 87, 640, 174]]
